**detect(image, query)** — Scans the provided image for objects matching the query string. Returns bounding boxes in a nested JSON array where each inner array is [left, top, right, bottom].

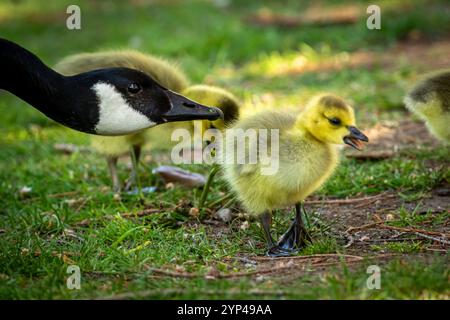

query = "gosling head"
[[404, 71, 450, 143], [183, 85, 240, 134], [404, 70, 450, 118], [300, 94, 368, 150], [67, 68, 223, 135]]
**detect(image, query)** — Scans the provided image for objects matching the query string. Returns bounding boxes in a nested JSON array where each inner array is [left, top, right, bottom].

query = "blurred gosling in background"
[[404, 70, 450, 143]]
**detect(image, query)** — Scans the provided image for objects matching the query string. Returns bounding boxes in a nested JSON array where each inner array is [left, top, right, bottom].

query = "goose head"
[[66, 68, 223, 135], [0, 38, 223, 135]]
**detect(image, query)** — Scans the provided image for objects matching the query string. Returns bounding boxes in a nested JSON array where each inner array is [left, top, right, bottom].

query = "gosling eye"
[[328, 117, 341, 126], [127, 83, 142, 94]]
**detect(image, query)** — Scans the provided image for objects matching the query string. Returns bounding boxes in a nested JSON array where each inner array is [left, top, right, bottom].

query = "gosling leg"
[[277, 202, 311, 251], [125, 145, 141, 191], [300, 203, 313, 243], [106, 156, 121, 193], [260, 211, 291, 257]]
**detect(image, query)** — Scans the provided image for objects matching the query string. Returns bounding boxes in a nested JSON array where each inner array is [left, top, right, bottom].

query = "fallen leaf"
[[153, 166, 206, 188]]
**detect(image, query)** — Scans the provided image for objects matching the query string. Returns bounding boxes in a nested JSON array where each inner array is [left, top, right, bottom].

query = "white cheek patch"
[[92, 82, 156, 135]]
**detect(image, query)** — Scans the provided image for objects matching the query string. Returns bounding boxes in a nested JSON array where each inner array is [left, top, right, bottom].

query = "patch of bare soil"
[[392, 38, 450, 72], [345, 119, 441, 160], [143, 186, 448, 283], [251, 36, 450, 77], [245, 5, 361, 28]]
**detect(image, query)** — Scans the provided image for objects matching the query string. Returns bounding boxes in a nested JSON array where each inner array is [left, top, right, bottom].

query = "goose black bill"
[[343, 126, 369, 150], [161, 89, 224, 122]]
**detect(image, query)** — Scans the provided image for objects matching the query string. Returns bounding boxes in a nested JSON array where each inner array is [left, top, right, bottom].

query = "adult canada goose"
[[0, 38, 222, 135], [404, 70, 450, 143], [55, 50, 240, 191], [221, 94, 368, 256]]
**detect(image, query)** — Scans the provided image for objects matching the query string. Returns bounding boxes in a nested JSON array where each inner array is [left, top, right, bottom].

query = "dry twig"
[[97, 288, 286, 300], [346, 215, 450, 246], [143, 254, 364, 280], [306, 192, 394, 205]]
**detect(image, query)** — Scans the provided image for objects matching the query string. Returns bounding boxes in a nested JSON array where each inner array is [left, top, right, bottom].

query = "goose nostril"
[[183, 102, 196, 108]]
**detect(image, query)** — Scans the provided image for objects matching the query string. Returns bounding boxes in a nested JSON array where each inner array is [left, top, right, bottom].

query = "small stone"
[[255, 275, 265, 282], [360, 235, 370, 242], [174, 265, 186, 273], [19, 186, 32, 197], [64, 199, 78, 206], [435, 188, 450, 197], [240, 221, 250, 230], [165, 182, 175, 190], [205, 266, 220, 279], [0, 274, 9, 280], [215, 208, 234, 223], [385, 214, 395, 221]]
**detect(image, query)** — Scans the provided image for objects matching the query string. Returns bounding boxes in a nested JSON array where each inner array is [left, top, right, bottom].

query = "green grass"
[[371, 241, 423, 253], [306, 257, 449, 299], [0, 0, 449, 299]]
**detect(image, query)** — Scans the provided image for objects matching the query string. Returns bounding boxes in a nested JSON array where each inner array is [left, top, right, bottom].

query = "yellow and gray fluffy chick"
[[220, 94, 368, 256], [404, 70, 450, 143]]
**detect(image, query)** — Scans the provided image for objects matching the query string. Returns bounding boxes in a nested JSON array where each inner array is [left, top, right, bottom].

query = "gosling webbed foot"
[[126, 186, 157, 195], [260, 209, 308, 257], [276, 220, 310, 251], [266, 245, 294, 257], [277, 203, 312, 251]]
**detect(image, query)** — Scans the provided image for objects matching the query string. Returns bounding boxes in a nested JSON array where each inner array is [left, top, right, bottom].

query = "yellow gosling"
[[404, 70, 450, 143], [221, 94, 368, 256]]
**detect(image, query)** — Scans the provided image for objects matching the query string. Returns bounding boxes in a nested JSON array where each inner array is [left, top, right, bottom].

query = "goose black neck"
[[0, 38, 65, 116]]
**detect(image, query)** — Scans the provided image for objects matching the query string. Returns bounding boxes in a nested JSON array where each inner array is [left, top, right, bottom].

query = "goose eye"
[[128, 83, 142, 94], [328, 117, 341, 126]]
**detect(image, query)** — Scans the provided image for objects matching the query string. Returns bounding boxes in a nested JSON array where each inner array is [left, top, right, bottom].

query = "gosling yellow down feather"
[[404, 70, 450, 143], [221, 94, 368, 256], [55, 50, 241, 191]]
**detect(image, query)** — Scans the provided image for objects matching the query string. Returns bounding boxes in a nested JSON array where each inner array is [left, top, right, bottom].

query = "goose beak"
[[161, 90, 224, 122], [343, 126, 369, 150]]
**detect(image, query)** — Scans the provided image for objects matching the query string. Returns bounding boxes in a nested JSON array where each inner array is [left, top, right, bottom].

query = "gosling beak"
[[161, 89, 224, 122], [343, 126, 369, 150]]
